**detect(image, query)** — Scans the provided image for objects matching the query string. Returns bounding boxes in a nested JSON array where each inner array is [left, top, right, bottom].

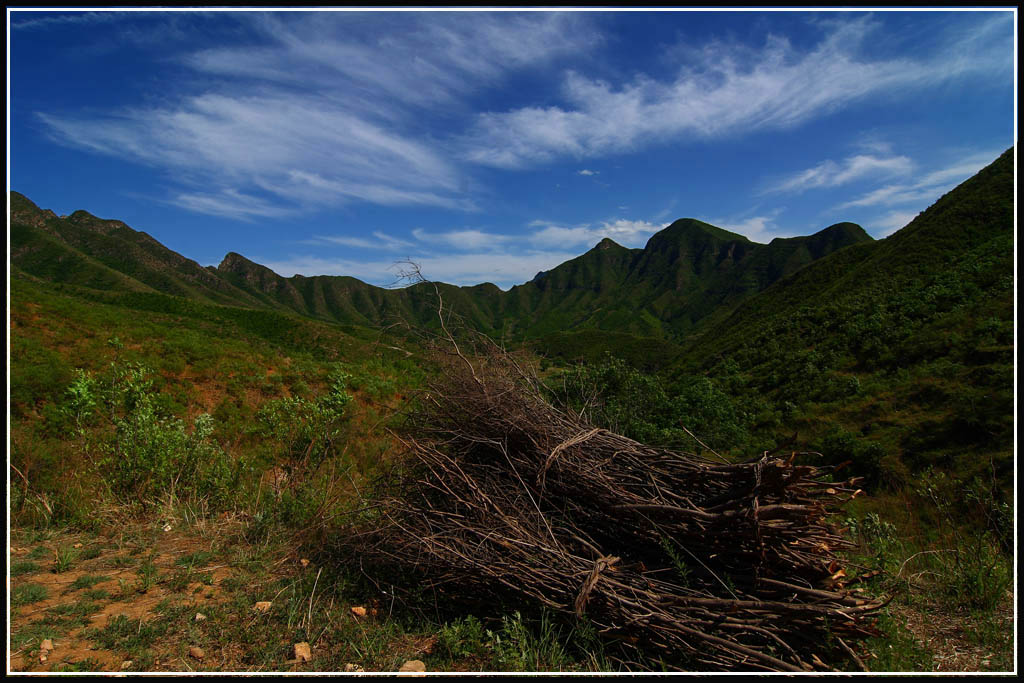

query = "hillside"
[[672, 147, 1015, 486], [10, 191, 871, 355], [10, 193, 267, 309], [7, 148, 1015, 675]]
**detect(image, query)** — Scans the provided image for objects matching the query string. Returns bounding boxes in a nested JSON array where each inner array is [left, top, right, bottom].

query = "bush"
[[105, 394, 240, 508], [254, 368, 352, 466]]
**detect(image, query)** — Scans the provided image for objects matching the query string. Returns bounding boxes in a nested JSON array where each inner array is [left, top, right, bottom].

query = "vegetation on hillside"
[[7, 148, 1014, 672]]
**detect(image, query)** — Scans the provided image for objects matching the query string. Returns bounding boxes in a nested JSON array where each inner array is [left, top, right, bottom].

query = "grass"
[[87, 614, 169, 655], [52, 546, 77, 573], [66, 574, 111, 592], [11, 560, 40, 577], [12, 583, 50, 607], [10, 621, 64, 653]]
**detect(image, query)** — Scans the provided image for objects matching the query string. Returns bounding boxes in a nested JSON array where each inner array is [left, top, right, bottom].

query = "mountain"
[[10, 192, 267, 309], [7, 146, 1014, 488], [9, 193, 871, 346], [675, 147, 1014, 485], [686, 147, 1014, 362]]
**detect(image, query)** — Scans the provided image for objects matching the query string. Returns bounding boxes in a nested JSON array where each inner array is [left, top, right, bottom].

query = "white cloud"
[[528, 218, 666, 249], [766, 154, 913, 194], [261, 249, 580, 289], [310, 231, 415, 250], [872, 210, 920, 237], [460, 16, 1011, 169], [39, 92, 467, 218], [168, 189, 298, 220], [266, 213, 668, 287], [709, 212, 795, 243], [411, 228, 513, 251], [35, 12, 600, 220], [836, 150, 1001, 210], [578, 169, 599, 176]]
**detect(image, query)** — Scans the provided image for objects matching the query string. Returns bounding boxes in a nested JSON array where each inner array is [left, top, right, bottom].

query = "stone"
[[294, 642, 312, 662], [300, 558, 310, 568], [350, 606, 367, 618], [399, 660, 426, 673], [254, 601, 272, 613], [344, 663, 364, 672], [121, 661, 133, 670], [40, 639, 54, 652], [189, 646, 205, 661], [195, 613, 207, 621]]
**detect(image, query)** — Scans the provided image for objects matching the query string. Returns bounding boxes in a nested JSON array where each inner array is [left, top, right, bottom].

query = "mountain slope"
[[676, 147, 1015, 486], [495, 218, 873, 341], [687, 147, 1014, 359], [10, 192, 268, 309], [12, 189, 870, 346]]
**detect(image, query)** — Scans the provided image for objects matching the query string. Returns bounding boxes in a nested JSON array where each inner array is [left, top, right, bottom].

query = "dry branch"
[[344, 340, 883, 672]]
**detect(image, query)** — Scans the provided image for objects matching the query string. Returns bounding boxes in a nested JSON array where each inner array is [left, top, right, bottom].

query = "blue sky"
[[7, 8, 1016, 289]]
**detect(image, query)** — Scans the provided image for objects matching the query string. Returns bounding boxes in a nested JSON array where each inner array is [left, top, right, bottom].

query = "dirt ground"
[[7, 518, 1016, 673]]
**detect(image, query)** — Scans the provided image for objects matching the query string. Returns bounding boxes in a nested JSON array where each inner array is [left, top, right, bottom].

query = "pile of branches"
[[348, 338, 884, 672]]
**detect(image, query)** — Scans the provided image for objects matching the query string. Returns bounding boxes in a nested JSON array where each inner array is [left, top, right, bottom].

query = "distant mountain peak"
[[651, 218, 752, 247], [218, 251, 260, 271], [594, 237, 622, 250]]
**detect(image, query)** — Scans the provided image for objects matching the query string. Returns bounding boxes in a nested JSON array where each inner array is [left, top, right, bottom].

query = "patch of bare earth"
[[891, 590, 1015, 672], [9, 524, 235, 673]]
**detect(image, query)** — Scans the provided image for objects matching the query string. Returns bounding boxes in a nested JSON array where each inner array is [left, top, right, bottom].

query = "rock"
[[39, 654, 48, 663], [121, 661, 133, 670], [300, 558, 310, 568], [254, 601, 272, 613], [294, 642, 312, 662], [344, 663, 364, 672], [73, 543, 83, 549], [40, 639, 54, 652], [189, 646, 205, 661], [350, 606, 367, 618], [163, 524, 172, 532], [398, 659, 426, 673], [195, 613, 207, 621]]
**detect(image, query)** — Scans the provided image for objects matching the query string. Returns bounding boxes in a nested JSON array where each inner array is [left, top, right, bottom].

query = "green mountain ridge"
[[673, 147, 1014, 486], [7, 146, 1015, 489], [9, 193, 873, 345]]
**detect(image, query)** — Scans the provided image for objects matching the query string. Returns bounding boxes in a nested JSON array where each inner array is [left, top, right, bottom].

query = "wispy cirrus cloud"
[[411, 228, 514, 251], [10, 10, 133, 31], [168, 189, 299, 220], [706, 209, 795, 243], [263, 212, 668, 287], [38, 91, 467, 217], [527, 218, 667, 249], [260, 249, 581, 289], [33, 11, 600, 220], [460, 15, 1012, 169], [872, 210, 921, 237], [308, 231, 414, 250], [764, 153, 913, 194], [836, 150, 1001, 210]]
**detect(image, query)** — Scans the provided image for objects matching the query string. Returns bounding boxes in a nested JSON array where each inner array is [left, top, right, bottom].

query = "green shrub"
[[255, 368, 352, 466]]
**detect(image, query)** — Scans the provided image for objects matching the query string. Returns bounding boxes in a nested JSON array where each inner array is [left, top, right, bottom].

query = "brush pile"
[[350, 342, 883, 671]]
